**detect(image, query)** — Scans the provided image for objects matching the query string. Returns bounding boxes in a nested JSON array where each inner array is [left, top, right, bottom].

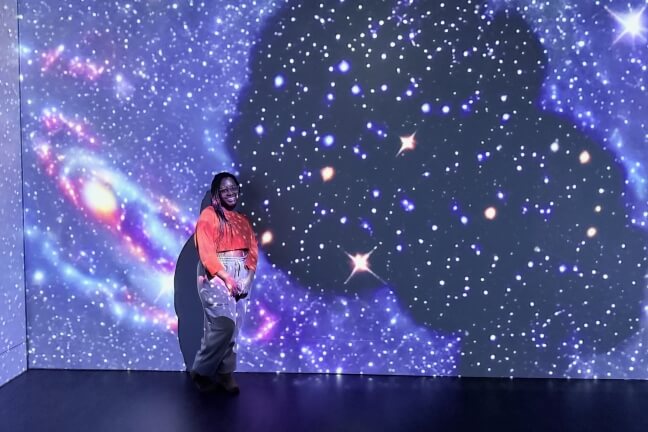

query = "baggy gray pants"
[[192, 256, 252, 376]]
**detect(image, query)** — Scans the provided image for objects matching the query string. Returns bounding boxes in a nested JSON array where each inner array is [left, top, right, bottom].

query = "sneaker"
[[218, 373, 240, 395], [190, 371, 218, 393]]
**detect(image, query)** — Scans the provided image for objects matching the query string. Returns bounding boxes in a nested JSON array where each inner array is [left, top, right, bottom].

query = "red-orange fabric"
[[195, 206, 259, 276]]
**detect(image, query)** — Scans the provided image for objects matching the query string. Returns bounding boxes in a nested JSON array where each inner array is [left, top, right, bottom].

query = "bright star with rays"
[[396, 132, 416, 157], [343, 246, 386, 285], [606, 5, 647, 43]]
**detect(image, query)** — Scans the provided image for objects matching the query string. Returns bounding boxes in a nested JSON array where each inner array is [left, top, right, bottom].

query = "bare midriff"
[[218, 249, 248, 257]]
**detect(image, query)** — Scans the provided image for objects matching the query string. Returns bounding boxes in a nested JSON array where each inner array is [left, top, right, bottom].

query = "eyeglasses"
[[219, 186, 240, 195]]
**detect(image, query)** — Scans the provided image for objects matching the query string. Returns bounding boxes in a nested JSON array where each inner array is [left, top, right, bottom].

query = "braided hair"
[[210, 172, 240, 238]]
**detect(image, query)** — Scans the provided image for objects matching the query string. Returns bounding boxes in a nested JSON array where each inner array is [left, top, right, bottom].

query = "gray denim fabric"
[[192, 255, 253, 376]]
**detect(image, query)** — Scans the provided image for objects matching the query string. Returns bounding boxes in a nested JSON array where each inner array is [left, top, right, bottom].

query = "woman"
[[190, 172, 258, 394]]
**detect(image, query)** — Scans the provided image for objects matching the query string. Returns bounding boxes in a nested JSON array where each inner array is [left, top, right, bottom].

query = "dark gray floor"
[[1, 370, 647, 431]]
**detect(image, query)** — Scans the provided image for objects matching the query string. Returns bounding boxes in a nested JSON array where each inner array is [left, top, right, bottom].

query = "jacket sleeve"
[[195, 208, 224, 277], [244, 218, 259, 271]]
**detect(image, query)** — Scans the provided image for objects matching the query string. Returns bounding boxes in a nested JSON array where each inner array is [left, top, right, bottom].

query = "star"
[[261, 230, 273, 245], [321, 166, 335, 181], [396, 132, 417, 157], [343, 246, 386, 285], [484, 207, 497, 220], [606, 6, 647, 44]]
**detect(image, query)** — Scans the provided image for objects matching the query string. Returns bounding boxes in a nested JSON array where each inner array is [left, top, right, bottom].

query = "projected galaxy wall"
[[19, 0, 648, 378], [0, 0, 27, 386]]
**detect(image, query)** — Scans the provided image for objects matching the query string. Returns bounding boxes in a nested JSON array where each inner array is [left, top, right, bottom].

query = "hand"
[[221, 273, 240, 296], [235, 271, 255, 301]]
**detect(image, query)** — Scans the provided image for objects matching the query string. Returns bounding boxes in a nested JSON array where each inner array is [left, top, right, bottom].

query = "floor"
[[1, 370, 647, 431]]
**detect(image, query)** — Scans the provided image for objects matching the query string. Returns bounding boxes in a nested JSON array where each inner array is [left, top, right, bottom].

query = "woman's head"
[[211, 172, 240, 210]]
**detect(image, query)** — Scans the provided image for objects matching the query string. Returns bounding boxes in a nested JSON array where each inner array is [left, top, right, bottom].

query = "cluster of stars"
[[233, 0, 648, 378]]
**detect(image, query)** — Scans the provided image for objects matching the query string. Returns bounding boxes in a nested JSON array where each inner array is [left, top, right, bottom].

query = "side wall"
[[0, 0, 27, 387]]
